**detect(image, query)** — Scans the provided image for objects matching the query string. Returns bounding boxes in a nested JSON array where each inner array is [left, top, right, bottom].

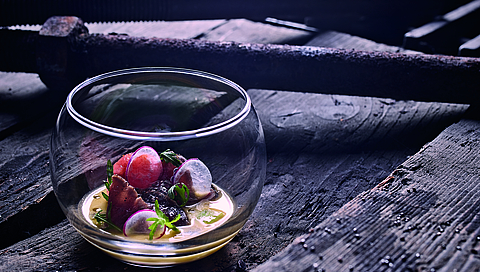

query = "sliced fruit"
[[173, 159, 212, 201], [123, 209, 166, 238], [113, 153, 133, 179], [126, 146, 162, 189]]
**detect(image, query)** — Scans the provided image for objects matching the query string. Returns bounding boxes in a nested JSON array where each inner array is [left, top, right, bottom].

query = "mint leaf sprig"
[[159, 149, 182, 167], [146, 199, 181, 240], [168, 183, 190, 207]]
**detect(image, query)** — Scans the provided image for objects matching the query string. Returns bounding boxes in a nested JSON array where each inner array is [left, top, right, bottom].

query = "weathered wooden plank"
[[403, 0, 480, 55], [0, 72, 59, 138], [200, 19, 313, 45], [0, 109, 64, 249], [0, 89, 468, 271], [86, 20, 227, 39], [0, 72, 48, 101], [252, 118, 480, 272], [306, 30, 420, 54], [459, 34, 480, 57]]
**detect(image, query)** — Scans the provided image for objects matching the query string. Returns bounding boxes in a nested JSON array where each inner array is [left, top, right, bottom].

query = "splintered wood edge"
[[253, 118, 480, 272]]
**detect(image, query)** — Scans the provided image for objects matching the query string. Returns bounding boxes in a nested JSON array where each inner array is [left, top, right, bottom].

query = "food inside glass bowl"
[[81, 146, 234, 241]]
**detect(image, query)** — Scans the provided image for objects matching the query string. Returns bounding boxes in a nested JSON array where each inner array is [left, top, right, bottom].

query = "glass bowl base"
[[79, 230, 239, 267]]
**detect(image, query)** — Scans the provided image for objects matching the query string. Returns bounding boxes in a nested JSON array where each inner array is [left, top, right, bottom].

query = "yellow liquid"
[[81, 184, 235, 242]]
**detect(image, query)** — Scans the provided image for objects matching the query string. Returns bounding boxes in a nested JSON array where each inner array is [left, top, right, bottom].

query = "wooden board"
[[0, 72, 52, 137], [86, 20, 227, 39], [403, 0, 480, 55], [199, 19, 314, 45], [0, 109, 63, 249], [306, 30, 420, 54], [253, 118, 480, 272], [459, 34, 480, 57]]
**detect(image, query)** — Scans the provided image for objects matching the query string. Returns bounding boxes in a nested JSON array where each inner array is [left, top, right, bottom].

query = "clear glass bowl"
[[49, 67, 266, 267]]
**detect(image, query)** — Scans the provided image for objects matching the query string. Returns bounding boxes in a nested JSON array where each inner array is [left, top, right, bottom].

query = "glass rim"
[[66, 67, 252, 141]]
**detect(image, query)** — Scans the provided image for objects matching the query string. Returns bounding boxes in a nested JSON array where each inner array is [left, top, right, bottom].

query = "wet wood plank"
[[0, 89, 468, 271], [252, 118, 480, 272]]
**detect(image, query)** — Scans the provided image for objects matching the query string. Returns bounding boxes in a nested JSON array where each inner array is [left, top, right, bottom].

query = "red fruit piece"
[[161, 161, 176, 181], [113, 153, 133, 179], [126, 146, 162, 189], [160, 153, 186, 181]]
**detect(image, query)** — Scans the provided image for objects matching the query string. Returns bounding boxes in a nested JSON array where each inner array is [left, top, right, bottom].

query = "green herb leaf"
[[102, 159, 114, 201], [107, 159, 113, 185], [166, 214, 181, 232], [146, 199, 181, 240], [197, 209, 226, 224], [168, 183, 190, 207], [147, 220, 161, 240], [101, 192, 109, 202], [93, 209, 122, 232], [204, 212, 225, 224], [159, 149, 182, 167]]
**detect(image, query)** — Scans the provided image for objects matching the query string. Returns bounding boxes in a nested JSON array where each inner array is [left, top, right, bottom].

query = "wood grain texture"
[[0, 110, 64, 249], [253, 118, 480, 272], [306, 30, 420, 54], [200, 19, 313, 45], [0, 72, 53, 138], [0, 90, 468, 271], [0, 19, 475, 272], [86, 20, 227, 39]]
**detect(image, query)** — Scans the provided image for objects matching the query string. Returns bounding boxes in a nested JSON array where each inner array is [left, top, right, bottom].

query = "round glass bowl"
[[49, 67, 266, 267]]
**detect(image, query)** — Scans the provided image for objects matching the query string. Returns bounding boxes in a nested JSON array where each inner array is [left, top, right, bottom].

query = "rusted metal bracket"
[[1, 16, 480, 104]]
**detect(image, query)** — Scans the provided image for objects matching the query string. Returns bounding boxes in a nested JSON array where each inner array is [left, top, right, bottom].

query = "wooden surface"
[[253, 118, 480, 272], [0, 18, 478, 272]]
